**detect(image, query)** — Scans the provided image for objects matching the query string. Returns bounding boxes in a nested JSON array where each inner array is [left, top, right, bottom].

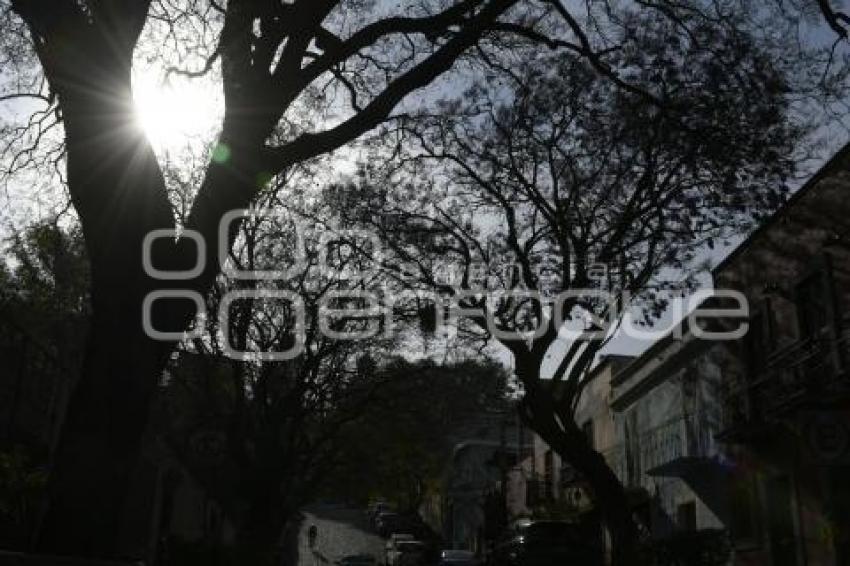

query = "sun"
[[132, 70, 221, 153]]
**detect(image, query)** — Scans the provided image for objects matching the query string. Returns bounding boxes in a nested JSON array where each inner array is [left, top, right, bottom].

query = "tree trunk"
[[34, 58, 185, 556], [31, 34, 272, 552], [38, 321, 172, 557], [540, 419, 642, 566], [520, 375, 641, 566]]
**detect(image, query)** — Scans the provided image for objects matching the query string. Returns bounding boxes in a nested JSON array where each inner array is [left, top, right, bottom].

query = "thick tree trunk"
[[36, 140, 266, 557], [28, 29, 257, 548], [28, 23, 274, 550], [519, 367, 641, 566], [37, 307, 173, 556], [537, 417, 642, 566], [34, 59, 185, 556]]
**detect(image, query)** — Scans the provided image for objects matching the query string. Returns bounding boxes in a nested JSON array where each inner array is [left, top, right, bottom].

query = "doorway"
[[765, 474, 800, 566]]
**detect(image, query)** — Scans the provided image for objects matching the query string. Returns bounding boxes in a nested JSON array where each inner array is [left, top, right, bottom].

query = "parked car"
[[439, 549, 480, 565], [490, 520, 602, 566], [375, 512, 405, 537], [378, 512, 428, 538]]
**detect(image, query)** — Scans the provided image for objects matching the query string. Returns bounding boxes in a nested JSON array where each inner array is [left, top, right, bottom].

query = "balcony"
[[757, 329, 846, 411], [598, 414, 716, 487], [752, 334, 837, 415], [639, 413, 715, 477], [718, 326, 850, 442]]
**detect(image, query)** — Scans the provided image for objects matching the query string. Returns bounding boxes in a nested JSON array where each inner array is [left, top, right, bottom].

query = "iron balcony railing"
[[600, 413, 715, 487], [718, 378, 751, 437], [751, 334, 834, 416], [638, 413, 715, 476], [743, 326, 848, 424], [719, 325, 850, 439]]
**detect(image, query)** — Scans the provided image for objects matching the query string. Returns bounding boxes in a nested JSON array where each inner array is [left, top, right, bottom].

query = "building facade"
[[430, 411, 532, 553], [711, 145, 850, 566], [525, 145, 850, 565], [609, 322, 728, 542]]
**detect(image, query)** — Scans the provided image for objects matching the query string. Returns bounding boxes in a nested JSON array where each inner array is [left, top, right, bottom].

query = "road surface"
[[297, 505, 385, 565]]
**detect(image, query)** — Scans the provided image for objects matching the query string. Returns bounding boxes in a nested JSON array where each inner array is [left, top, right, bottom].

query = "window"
[[730, 473, 760, 546], [746, 304, 774, 376], [766, 475, 800, 566], [677, 501, 697, 531], [797, 271, 829, 338]]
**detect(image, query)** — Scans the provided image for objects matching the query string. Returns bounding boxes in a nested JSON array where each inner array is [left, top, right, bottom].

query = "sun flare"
[[132, 70, 221, 153]]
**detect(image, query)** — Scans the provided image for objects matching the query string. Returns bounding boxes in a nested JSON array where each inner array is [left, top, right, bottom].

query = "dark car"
[[377, 512, 435, 539], [491, 520, 602, 566], [394, 540, 428, 566], [377, 512, 411, 537]]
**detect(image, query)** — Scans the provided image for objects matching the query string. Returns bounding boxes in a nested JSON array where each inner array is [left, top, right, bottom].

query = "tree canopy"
[[2, 0, 850, 562]]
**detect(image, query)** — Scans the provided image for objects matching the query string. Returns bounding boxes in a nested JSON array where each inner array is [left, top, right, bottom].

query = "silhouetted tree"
[[0, 0, 847, 560], [332, 35, 806, 562], [325, 358, 510, 510], [0, 0, 535, 557], [155, 177, 396, 562], [0, 222, 88, 550]]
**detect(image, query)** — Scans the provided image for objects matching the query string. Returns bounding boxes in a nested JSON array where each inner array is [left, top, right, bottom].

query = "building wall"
[[504, 146, 850, 565], [611, 347, 727, 539], [439, 411, 530, 551], [117, 441, 237, 565], [710, 145, 850, 566]]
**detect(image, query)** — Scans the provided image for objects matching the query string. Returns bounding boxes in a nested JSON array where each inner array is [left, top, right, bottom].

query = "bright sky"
[[3, 2, 850, 372], [132, 68, 223, 157]]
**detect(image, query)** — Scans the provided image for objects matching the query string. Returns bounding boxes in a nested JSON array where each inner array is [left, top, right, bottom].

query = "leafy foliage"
[[323, 357, 510, 509], [0, 446, 48, 548]]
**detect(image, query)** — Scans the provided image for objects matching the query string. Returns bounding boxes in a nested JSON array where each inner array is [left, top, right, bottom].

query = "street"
[[297, 505, 385, 566]]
